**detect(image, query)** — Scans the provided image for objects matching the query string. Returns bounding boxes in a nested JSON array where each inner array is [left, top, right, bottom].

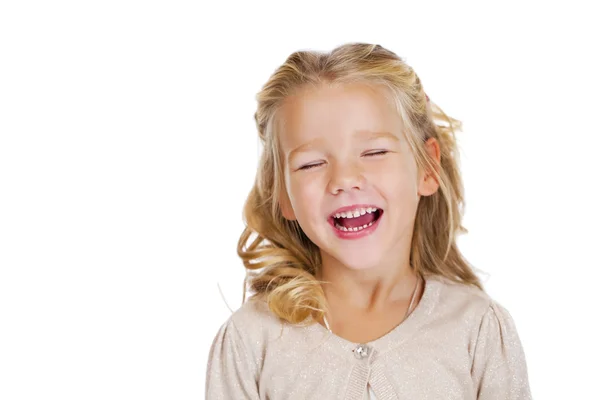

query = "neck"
[[316, 255, 419, 313]]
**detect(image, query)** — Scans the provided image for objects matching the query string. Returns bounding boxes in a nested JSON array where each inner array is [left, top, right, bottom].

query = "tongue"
[[338, 213, 376, 228]]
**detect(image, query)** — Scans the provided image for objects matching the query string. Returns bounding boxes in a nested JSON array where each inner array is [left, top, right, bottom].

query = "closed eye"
[[363, 150, 389, 157], [298, 151, 389, 170], [298, 162, 324, 171]]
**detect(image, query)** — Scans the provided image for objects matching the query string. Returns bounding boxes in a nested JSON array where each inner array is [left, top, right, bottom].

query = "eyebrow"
[[287, 130, 399, 161], [358, 130, 400, 142]]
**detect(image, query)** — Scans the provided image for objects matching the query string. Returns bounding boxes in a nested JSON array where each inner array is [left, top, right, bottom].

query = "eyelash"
[[365, 150, 389, 157], [298, 150, 389, 170]]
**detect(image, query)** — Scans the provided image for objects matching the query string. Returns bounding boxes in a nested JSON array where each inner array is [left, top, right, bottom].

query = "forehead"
[[277, 83, 404, 149]]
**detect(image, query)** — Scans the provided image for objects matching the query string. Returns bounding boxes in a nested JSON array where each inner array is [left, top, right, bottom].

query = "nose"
[[327, 161, 365, 195]]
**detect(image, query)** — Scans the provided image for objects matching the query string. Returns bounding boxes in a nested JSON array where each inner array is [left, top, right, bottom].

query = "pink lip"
[[328, 204, 381, 218], [327, 205, 384, 241]]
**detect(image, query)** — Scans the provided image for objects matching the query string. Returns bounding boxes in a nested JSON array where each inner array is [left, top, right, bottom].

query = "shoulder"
[[422, 277, 531, 396], [424, 274, 511, 327], [229, 296, 283, 333], [212, 297, 286, 359], [424, 274, 522, 342], [427, 274, 491, 308]]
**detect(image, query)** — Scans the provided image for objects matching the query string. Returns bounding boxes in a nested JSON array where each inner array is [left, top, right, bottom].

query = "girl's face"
[[278, 83, 439, 273]]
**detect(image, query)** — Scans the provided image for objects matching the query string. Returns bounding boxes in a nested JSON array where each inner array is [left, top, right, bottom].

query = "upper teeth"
[[333, 207, 379, 219]]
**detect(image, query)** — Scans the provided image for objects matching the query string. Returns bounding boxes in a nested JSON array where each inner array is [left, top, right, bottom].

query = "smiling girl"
[[205, 42, 531, 399]]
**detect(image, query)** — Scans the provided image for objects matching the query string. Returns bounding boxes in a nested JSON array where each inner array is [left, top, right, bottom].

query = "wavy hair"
[[237, 42, 483, 326]]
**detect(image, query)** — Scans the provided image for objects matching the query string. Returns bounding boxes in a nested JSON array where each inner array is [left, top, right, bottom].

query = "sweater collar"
[[305, 274, 442, 361]]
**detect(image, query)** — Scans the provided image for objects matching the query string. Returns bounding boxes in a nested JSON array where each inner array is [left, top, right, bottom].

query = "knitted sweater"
[[205, 274, 532, 399]]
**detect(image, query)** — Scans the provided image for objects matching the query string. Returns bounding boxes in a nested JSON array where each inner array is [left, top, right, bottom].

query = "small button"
[[353, 344, 370, 360]]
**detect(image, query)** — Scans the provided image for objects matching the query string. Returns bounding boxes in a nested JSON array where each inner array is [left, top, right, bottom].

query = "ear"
[[418, 137, 441, 197], [279, 189, 297, 221]]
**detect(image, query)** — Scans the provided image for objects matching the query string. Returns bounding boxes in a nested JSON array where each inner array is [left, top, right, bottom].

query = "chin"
[[329, 251, 384, 272]]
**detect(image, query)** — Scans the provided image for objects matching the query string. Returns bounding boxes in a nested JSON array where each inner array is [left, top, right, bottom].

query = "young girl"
[[205, 42, 531, 399]]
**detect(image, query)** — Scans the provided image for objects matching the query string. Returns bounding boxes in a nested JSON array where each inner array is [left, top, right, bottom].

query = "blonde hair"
[[237, 42, 483, 326]]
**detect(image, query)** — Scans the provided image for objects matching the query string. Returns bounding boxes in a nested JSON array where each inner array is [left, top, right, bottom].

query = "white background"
[[1, 1, 598, 398]]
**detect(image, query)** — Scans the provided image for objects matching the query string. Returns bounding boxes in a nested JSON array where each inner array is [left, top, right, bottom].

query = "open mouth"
[[329, 207, 383, 232]]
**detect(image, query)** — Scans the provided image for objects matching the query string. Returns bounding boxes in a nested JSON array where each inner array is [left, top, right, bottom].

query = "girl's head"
[[277, 81, 441, 275], [239, 43, 482, 325]]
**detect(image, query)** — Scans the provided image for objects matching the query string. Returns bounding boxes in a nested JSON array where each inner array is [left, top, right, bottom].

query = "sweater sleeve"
[[471, 301, 532, 400], [205, 318, 260, 400]]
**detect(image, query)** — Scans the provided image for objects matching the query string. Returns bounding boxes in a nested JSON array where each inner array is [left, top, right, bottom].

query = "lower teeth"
[[334, 221, 375, 232]]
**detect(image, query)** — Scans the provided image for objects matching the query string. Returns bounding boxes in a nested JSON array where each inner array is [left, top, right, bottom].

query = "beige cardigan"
[[205, 274, 532, 399]]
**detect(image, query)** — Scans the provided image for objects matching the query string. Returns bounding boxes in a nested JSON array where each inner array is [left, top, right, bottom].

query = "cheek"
[[288, 177, 322, 216], [370, 161, 419, 201]]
